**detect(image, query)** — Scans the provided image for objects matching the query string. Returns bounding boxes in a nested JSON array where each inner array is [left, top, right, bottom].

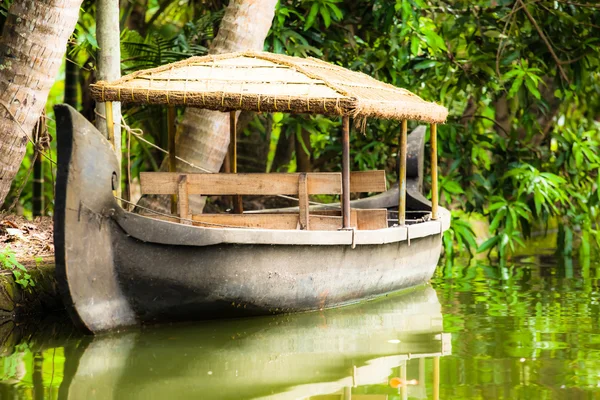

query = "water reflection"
[[435, 256, 600, 399], [0, 285, 449, 400]]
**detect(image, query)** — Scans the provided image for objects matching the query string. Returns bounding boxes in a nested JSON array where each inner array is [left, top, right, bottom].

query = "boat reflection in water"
[[1, 285, 451, 400]]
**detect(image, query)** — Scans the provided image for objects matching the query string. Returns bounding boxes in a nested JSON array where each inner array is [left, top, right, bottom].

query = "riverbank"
[[0, 263, 63, 319], [1, 214, 54, 266], [0, 214, 62, 319]]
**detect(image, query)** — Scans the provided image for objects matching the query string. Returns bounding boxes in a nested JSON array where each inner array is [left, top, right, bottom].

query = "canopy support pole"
[[433, 356, 440, 400], [230, 111, 243, 214], [105, 101, 115, 148], [168, 106, 177, 215], [105, 101, 121, 202], [398, 120, 407, 226], [431, 123, 438, 220], [342, 116, 351, 229]]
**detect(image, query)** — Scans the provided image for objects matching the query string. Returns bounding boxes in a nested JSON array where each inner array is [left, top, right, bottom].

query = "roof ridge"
[[245, 51, 353, 101]]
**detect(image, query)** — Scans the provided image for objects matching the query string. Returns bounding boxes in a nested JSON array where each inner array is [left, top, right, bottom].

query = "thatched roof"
[[90, 51, 448, 123]]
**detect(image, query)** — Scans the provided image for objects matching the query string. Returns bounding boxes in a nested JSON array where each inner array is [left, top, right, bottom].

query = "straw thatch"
[[90, 51, 448, 123]]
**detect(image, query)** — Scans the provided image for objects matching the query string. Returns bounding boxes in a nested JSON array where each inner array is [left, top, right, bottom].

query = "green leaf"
[[534, 190, 543, 216], [413, 60, 437, 70], [423, 30, 447, 52], [410, 35, 419, 56], [508, 77, 524, 98], [483, 30, 506, 39], [443, 181, 464, 194], [304, 3, 320, 30], [489, 208, 506, 232], [327, 3, 343, 20], [524, 78, 541, 99], [478, 236, 500, 253], [320, 6, 331, 28]]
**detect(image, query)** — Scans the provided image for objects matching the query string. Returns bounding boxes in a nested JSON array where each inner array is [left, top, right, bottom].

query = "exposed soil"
[[0, 214, 54, 266]]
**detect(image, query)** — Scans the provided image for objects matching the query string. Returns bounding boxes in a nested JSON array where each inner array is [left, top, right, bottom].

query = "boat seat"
[[139, 171, 387, 230]]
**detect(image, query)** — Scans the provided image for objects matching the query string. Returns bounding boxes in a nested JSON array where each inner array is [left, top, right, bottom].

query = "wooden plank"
[[298, 173, 309, 230], [350, 170, 387, 193], [140, 172, 342, 196], [311, 209, 341, 216], [192, 214, 299, 229], [310, 215, 342, 231], [350, 209, 358, 228], [178, 175, 191, 224], [142, 212, 345, 231], [355, 209, 388, 230]]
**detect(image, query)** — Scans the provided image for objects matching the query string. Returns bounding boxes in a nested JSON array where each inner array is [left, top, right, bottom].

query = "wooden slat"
[[350, 170, 387, 193], [355, 209, 388, 230], [192, 214, 344, 231], [178, 175, 191, 224], [140, 172, 342, 195], [311, 210, 341, 216], [141, 212, 345, 231], [193, 214, 299, 229], [298, 173, 309, 230], [310, 215, 342, 230]]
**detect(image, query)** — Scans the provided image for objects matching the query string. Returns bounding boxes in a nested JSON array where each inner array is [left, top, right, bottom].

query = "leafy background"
[[2, 0, 600, 261]]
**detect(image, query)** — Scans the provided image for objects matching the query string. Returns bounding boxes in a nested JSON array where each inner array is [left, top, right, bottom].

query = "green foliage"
[[6, 0, 600, 262], [263, 0, 600, 260], [0, 247, 35, 289], [443, 211, 478, 265]]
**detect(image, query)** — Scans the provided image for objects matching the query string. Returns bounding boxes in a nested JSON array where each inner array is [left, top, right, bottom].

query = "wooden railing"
[[139, 171, 387, 231]]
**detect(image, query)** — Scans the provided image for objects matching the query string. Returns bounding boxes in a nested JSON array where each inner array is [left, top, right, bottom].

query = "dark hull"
[[54, 104, 448, 334], [114, 223, 441, 324]]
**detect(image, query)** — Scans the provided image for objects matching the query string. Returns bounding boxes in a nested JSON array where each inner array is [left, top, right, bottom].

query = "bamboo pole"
[[342, 116, 351, 228], [433, 356, 440, 400], [230, 111, 243, 213], [105, 101, 115, 147], [398, 120, 407, 225], [431, 123, 439, 220], [168, 106, 177, 215]]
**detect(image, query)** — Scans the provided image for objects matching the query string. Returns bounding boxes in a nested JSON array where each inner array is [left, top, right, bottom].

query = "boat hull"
[[54, 104, 448, 333], [113, 223, 441, 324]]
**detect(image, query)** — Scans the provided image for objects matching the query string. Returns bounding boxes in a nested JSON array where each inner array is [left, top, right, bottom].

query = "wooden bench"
[[139, 171, 388, 231]]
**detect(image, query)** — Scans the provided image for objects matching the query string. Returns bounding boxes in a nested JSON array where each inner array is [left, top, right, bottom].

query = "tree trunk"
[[271, 130, 295, 172], [0, 0, 82, 206], [295, 128, 312, 172], [96, 0, 122, 154], [238, 112, 269, 173], [139, 0, 278, 213], [96, 0, 122, 204]]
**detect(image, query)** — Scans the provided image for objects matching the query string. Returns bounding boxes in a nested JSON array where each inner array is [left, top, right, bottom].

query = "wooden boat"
[[54, 51, 450, 334], [60, 286, 451, 400]]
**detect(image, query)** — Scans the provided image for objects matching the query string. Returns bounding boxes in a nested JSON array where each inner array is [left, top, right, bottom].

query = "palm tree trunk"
[[138, 0, 278, 213], [0, 0, 82, 206]]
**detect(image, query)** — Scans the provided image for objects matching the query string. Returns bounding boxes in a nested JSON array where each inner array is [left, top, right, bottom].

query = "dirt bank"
[[0, 214, 62, 318], [1, 214, 54, 266]]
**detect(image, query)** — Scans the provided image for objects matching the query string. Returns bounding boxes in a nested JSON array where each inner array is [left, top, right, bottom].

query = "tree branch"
[[554, 0, 600, 9], [517, 0, 570, 83], [458, 114, 510, 136]]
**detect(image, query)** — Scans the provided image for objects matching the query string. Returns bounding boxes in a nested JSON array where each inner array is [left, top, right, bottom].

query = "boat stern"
[[54, 104, 137, 333]]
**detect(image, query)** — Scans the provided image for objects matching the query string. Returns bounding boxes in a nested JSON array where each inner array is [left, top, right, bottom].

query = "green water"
[[0, 254, 599, 399]]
